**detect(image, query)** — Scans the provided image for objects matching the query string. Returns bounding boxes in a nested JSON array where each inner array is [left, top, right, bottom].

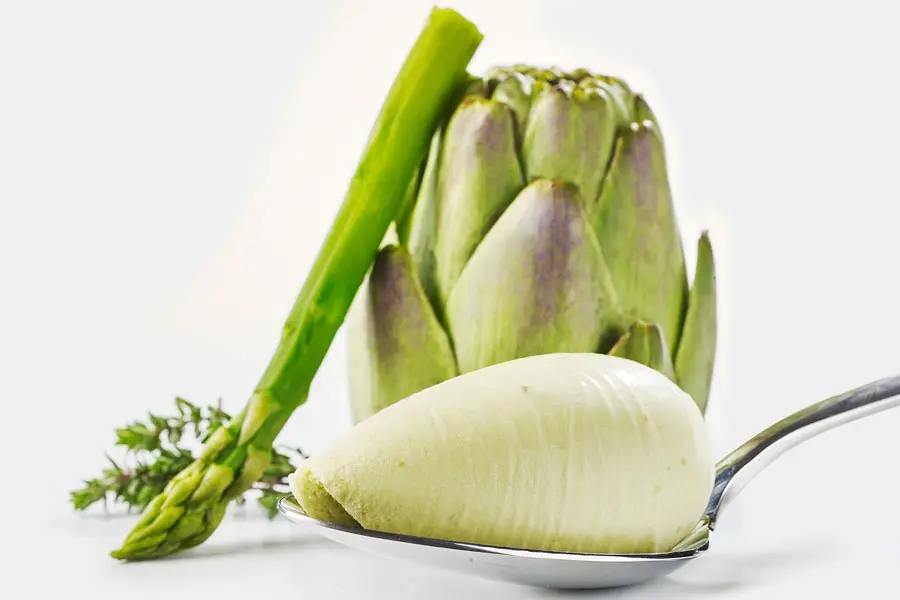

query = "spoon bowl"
[[278, 374, 900, 589], [278, 495, 708, 589]]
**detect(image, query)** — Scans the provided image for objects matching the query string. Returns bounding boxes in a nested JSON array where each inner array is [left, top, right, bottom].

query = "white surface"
[[4, 0, 900, 596]]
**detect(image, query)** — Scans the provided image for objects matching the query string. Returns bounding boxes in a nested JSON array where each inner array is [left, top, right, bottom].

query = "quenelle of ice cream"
[[288, 353, 714, 554]]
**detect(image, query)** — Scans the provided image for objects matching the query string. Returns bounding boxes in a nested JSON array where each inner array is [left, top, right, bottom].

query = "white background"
[[3, 0, 900, 597]]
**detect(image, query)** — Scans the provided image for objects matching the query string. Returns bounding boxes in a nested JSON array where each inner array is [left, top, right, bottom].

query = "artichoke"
[[347, 65, 717, 422]]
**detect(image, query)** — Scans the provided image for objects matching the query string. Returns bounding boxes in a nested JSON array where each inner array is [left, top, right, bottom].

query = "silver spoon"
[[278, 373, 900, 589]]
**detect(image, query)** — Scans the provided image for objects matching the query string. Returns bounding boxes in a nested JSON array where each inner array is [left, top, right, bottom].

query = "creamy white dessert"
[[289, 353, 714, 554]]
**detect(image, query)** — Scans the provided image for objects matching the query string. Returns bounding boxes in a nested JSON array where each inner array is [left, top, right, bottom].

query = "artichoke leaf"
[[674, 232, 718, 414], [401, 75, 492, 306], [633, 94, 666, 151], [402, 129, 444, 309], [522, 84, 618, 206], [432, 97, 525, 306], [608, 320, 676, 381], [446, 179, 621, 374], [578, 75, 634, 127], [489, 73, 533, 144], [592, 121, 689, 353], [346, 244, 458, 422]]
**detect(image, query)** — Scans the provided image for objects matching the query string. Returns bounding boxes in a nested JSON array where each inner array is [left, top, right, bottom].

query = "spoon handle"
[[704, 373, 900, 529]]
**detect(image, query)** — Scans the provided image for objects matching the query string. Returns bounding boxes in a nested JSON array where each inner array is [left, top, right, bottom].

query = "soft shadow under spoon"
[[278, 373, 900, 589]]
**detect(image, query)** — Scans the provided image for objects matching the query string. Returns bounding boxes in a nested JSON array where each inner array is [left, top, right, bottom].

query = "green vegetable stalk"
[[109, 7, 483, 560]]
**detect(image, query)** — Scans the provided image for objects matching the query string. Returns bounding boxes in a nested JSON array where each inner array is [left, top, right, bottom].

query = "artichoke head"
[[348, 65, 717, 420]]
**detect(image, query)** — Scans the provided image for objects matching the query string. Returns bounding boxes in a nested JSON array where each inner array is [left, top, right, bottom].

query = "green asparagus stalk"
[[110, 7, 483, 560]]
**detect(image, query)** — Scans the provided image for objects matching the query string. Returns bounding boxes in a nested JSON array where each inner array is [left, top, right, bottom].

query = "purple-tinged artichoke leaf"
[[347, 245, 458, 421], [446, 179, 621, 374], [592, 122, 688, 354]]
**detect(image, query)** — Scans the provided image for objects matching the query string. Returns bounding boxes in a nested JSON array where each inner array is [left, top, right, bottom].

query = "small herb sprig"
[[70, 397, 306, 518]]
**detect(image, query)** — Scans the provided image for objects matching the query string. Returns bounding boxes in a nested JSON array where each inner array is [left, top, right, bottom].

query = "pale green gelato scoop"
[[289, 353, 714, 554]]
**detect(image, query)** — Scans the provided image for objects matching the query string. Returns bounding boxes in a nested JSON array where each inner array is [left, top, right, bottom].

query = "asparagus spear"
[[110, 7, 483, 560]]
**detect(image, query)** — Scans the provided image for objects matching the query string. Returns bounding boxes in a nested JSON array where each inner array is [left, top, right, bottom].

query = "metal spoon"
[[278, 373, 900, 589]]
